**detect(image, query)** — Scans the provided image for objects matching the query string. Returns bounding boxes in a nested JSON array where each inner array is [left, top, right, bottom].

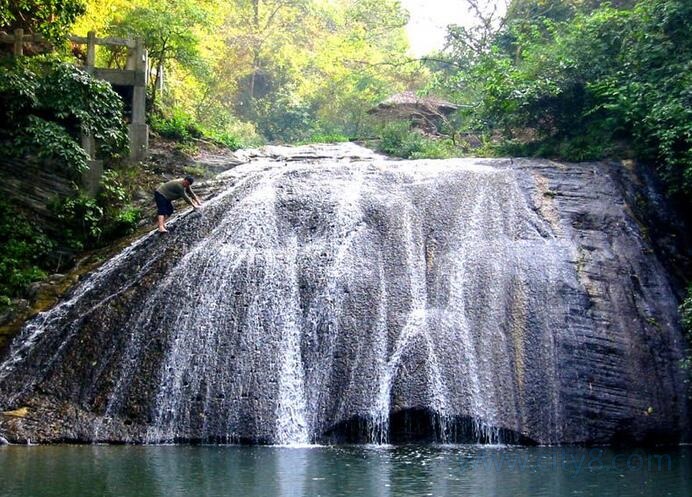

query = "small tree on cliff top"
[[108, 0, 206, 111]]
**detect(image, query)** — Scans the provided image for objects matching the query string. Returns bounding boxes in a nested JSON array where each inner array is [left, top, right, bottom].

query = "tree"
[[302, 0, 415, 138], [224, 0, 310, 105], [71, 0, 418, 142], [505, 0, 637, 23], [0, 0, 86, 43], [108, 0, 207, 110]]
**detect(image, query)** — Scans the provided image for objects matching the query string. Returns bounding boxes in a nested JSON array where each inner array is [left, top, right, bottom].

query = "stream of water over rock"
[[0, 144, 687, 445]]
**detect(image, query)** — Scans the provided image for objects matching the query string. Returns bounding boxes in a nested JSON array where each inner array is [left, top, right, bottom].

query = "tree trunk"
[[249, 0, 261, 100], [151, 40, 168, 111]]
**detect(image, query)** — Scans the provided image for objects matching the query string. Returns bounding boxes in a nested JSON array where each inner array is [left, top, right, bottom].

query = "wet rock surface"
[[0, 144, 688, 445]]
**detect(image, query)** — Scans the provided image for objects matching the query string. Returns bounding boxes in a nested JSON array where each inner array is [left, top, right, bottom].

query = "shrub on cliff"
[[377, 122, 461, 159], [150, 107, 252, 151], [680, 286, 692, 398], [0, 201, 54, 308], [51, 170, 140, 251], [0, 56, 128, 177]]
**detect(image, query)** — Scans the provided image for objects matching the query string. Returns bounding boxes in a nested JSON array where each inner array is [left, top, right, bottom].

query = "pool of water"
[[1, 445, 689, 497]]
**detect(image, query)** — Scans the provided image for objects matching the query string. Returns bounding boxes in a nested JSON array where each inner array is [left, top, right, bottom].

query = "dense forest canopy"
[[0, 0, 690, 202], [64, 0, 422, 143]]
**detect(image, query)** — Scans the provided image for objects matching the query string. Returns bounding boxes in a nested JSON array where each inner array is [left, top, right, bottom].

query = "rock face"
[[0, 157, 75, 224], [0, 144, 688, 445]]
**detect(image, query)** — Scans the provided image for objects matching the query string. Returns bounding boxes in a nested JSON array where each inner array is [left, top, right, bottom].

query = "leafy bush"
[[20, 115, 91, 171], [192, 99, 263, 148], [410, 139, 461, 160], [0, 56, 128, 176], [300, 133, 351, 145], [250, 92, 314, 143], [0, 0, 86, 44], [378, 122, 425, 158], [682, 286, 692, 334], [108, 206, 141, 239], [377, 122, 460, 159], [51, 169, 140, 250], [98, 170, 141, 240], [204, 129, 242, 150], [496, 130, 622, 162], [151, 107, 248, 150], [0, 201, 54, 305], [150, 107, 204, 142], [681, 285, 692, 396], [52, 194, 104, 250]]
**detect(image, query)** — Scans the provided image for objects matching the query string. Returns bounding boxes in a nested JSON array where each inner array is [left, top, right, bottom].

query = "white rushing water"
[[0, 146, 583, 444]]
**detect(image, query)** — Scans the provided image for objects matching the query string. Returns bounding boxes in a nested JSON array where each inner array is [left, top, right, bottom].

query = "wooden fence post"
[[85, 31, 96, 71], [128, 37, 149, 160], [13, 29, 23, 56], [126, 37, 136, 70], [131, 39, 146, 126]]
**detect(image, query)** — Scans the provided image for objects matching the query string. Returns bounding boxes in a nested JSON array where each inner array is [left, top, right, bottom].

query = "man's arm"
[[185, 187, 202, 208], [189, 186, 202, 205]]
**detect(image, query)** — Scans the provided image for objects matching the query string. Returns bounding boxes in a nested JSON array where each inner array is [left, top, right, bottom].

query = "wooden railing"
[[1, 29, 142, 60]]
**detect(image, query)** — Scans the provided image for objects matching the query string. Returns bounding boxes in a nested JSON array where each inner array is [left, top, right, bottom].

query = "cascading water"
[[0, 144, 687, 445]]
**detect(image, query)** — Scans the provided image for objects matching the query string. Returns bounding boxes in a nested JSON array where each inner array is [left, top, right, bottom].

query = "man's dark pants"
[[155, 191, 174, 216]]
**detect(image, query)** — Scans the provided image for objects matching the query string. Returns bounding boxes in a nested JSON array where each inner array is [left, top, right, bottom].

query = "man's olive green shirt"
[[156, 179, 194, 205]]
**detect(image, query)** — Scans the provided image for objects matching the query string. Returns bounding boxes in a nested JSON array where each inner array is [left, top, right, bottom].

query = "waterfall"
[[0, 145, 686, 445]]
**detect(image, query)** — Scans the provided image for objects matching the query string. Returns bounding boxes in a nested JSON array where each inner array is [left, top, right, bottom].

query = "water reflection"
[[0, 445, 689, 497]]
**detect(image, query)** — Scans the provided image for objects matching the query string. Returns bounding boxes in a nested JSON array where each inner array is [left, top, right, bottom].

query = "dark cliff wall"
[[0, 157, 74, 227], [610, 160, 692, 297]]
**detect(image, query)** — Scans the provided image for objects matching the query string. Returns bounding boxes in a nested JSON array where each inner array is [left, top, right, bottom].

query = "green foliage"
[[97, 170, 141, 240], [151, 107, 248, 150], [408, 139, 463, 160], [680, 285, 692, 393], [52, 194, 104, 250], [191, 99, 263, 148], [377, 122, 461, 160], [496, 130, 619, 162], [378, 122, 425, 158], [19, 116, 91, 171], [681, 286, 692, 336], [0, 0, 86, 43], [51, 169, 140, 250], [0, 57, 128, 176], [108, 0, 206, 109], [299, 133, 351, 145], [80, 0, 416, 144], [0, 201, 54, 304], [249, 91, 314, 143], [205, 130, 242, 151], [436, 0, 692, 197], [682, 288, 692, 331], [150, 108, 203, 142], [41, 61, 129, 158]]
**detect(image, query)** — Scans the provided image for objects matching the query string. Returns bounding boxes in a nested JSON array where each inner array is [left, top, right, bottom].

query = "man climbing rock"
[[154, 176, 202, 233]]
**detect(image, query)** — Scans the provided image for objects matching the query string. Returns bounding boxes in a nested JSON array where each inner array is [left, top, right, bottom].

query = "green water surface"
[[1, 445, 689, 497]]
